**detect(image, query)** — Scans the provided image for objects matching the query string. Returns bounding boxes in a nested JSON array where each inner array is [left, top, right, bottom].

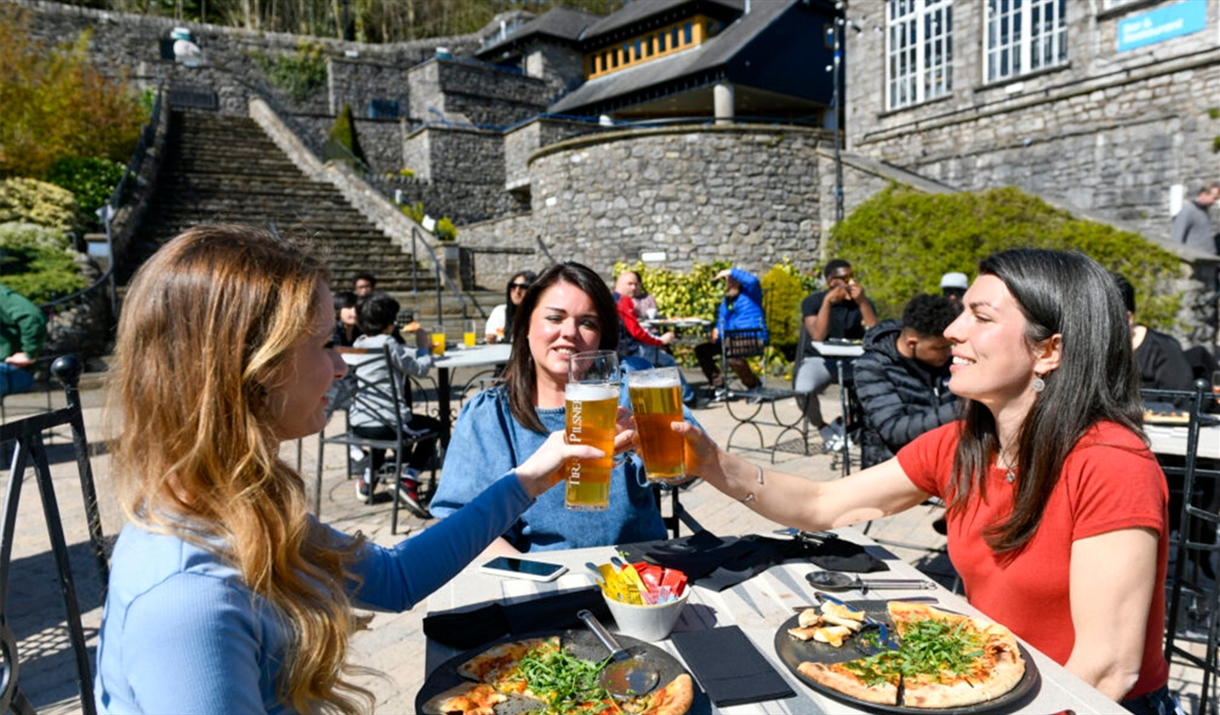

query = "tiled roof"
[[477, 6, 602, 56], [549, 0, 792, 115]]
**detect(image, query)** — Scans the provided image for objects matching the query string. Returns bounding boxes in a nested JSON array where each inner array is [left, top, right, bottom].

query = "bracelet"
[[738, 464, 765, 503]]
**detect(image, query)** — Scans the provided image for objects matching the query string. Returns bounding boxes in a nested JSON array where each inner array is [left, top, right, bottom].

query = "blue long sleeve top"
[[95, 473, 531, 714], [717, 267, 767, 342], [430, 361, 699, 551]]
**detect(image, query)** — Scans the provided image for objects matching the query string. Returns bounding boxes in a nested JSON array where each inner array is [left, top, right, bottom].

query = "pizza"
[[797, 601, 1025, 709], [424, 637, 693, 715]]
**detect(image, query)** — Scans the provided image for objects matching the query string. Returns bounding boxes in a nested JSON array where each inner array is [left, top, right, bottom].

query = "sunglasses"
[[510, 282, 531, 290]]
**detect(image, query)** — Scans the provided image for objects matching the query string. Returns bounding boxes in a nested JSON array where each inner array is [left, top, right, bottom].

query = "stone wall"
[[844, 0, 1220, 247], [328, 57, 409, 118], [399, 125, 527, 224], [524, 42, 587, 100], [409, 57, 550, 127], [455, 213, 546, 289], [522, 125, 829, 278], [504, 116, 605, 190]]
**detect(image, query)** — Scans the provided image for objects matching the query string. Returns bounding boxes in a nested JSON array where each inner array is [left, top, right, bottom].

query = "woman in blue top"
[[96, 226, 607, 714], [431, 262, 688, 554]]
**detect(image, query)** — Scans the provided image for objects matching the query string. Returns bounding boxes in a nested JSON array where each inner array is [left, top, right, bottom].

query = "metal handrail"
[[409, 226, 467, 327], [534, 235, 557, 266]]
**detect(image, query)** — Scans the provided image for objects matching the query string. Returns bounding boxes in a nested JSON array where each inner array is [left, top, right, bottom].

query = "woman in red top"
[[676, 249, 1172, 714]]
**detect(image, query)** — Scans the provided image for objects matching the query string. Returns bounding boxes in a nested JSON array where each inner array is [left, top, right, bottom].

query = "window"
[[658, 31, 667, 52], [986, 0, 1067, 82], [684, 22, 693, 44], [634, 38, 643, 61], [671, 27, 680, 49], [887, 0, 953, 110]]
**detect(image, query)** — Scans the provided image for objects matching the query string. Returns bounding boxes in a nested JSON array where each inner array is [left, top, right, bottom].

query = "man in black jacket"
[[855, 294, 960, 468]]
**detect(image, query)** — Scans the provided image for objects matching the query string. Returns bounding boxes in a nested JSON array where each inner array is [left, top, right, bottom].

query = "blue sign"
[[1117, 1, 1208, 52]]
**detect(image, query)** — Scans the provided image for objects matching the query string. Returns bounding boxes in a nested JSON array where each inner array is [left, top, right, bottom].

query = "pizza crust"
[[642, 673, 694, 715], [420, 682, 507, 715], [798, 661, 899, 706]]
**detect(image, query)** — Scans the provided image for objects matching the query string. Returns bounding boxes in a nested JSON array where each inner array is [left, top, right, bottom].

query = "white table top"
[[810, 340, 865, 358], [431, 343, 512, 370], [424, 528, 1119, 714], [1146, 423, 1220, 459]]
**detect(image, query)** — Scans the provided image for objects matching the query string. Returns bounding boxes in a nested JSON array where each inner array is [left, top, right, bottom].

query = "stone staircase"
[[126, 109, 437, 295]]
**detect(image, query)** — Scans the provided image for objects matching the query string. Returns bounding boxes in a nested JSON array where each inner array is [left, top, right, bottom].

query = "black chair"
[[0, 356, 107, 715], [650, 482, 704, 540], [718, 327, 810, 463], [1145, 380, 1220, 715], [314, 345, 439, 535]]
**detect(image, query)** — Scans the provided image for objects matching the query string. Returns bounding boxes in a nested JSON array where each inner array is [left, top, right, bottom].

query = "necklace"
[[998, 452, 1016, 484]]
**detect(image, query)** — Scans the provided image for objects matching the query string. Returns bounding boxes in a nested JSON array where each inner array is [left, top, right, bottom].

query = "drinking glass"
[[565, 350, 619, 511], [463, 319, 478, 348], [626, 366, 686, 484], [431, 326, 446, 356]]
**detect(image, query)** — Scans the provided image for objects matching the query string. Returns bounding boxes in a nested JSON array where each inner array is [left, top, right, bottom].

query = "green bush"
[[0, 243, 86, 303], [324, 102, 367, 166], [0, 222, 70, 251], [401, 201, 425, 223], [828, 184, 1183, 330], [760, 259, 809, 358], [44, 156, 126, 227], [434, 217, 457, 241], [0, 178, 81, 233], [250, 41, 327, 102]]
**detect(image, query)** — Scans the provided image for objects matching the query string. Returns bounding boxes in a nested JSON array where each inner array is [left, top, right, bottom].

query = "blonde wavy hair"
[[108, 225, 373, 714]]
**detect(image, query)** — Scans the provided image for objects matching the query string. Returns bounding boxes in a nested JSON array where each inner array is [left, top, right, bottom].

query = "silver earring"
[[1032, 375, 1046, 393]]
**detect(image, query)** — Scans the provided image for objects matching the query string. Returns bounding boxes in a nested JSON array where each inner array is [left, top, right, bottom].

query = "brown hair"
[[500, 262, 620, 432], [108, 225, 373, 714]]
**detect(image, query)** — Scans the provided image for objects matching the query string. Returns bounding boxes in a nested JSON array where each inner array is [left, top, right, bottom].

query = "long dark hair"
[[947, 249, 1144, 555], [501, 263, 619, 433], [503, 270, 537, 338]]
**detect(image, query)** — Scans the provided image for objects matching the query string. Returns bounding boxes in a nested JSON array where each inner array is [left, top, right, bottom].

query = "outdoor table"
[[339, 343, 511, 448], [1146, 422, 1220, 460], [423, 527, 1120, 714], [642, 317, 713, 345]]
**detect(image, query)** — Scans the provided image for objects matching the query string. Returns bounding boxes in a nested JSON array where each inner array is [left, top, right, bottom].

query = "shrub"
[[0, 222, 71, 251], [828, 184, 1182, 330], [44, 157, 126, 228], [760, 259, 807, 358], [0, 178, 81, 233], [324, 102, 367, 166], [0, 243, 86, 303], [250, 41, 327, 102], [0, 6, 144, 178], [401, 201, 425, 223], [434, 217, 457, 241]]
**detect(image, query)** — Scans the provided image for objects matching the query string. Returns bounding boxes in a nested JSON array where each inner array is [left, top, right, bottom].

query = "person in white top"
[[485, 270, 536, 343]]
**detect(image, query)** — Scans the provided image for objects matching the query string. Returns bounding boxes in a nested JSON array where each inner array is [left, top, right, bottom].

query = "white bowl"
[[601, 588, 690, 642]]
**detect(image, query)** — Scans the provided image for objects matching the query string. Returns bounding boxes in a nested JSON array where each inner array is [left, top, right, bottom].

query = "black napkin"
[[423, 587, 610, 649], [618, 530, 887, 591], [670, 626, 795, 707], [807, 537, 889, 573]]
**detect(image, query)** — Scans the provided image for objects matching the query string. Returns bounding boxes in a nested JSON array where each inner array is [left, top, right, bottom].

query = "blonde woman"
[[96, 226, 605, 714]]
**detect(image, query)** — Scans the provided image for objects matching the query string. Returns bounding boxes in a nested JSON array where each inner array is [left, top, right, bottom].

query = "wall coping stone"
[[528, 123, 833, 166]]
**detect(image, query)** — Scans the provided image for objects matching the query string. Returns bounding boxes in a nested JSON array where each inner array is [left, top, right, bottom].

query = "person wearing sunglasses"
[[485, 271, 537, 344]]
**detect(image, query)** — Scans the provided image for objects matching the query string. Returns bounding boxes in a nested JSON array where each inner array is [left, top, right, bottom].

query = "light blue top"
[[431, 360, 699, 552], [95, 473, 531, 714]]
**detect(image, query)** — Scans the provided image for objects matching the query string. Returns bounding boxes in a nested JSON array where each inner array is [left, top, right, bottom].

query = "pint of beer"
[[565, 350, 619, 511], [626, 367, 686, 484]]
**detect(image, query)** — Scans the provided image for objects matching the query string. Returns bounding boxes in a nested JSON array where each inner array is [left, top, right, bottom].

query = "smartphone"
[[479, 556, 568, 582]]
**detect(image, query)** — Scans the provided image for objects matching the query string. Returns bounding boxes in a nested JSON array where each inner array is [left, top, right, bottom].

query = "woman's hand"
[[613, 406, 637, 457], [515, 431, 604, 498], [670, 421, 729, 488]]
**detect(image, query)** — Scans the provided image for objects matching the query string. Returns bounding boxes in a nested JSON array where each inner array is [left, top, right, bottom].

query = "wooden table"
[[424, 528, 1120, 714]]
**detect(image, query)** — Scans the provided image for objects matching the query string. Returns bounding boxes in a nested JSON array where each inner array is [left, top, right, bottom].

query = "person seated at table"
[[353, 269, 376, 296], [674, 248, 1172, 714], [331, 289, 362, 347], [693, 267, 765, 396], [97, 225, 606, 715], [795, 259, 878, 436], [1114, 274, 1196, 407], [0, 281, 47, 398], [432, 262, 700, 555], [349, 291, 441, 516], [855, 293, 961, 468], [485, 270, 536, 344], [613, 270, 695, 406]]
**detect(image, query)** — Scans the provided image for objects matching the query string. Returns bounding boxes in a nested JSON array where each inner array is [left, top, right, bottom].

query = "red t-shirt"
[[617, 294, 664, 347], [897, 421, 1169, 699]]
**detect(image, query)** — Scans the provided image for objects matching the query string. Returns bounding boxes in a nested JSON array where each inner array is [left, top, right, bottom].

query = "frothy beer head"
[[566, 382, 618, 401], [626, 369, 680, 389]]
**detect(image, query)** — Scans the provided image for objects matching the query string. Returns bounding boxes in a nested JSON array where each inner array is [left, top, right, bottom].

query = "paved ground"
[[2, 365, 1212, 713]]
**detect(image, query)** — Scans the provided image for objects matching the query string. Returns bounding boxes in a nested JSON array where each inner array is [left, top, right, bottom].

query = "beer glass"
[[431, 326, 446, 356], [626, 366, 686, 484], [463, 319, 478, 348], [565, 350, 619, 511]]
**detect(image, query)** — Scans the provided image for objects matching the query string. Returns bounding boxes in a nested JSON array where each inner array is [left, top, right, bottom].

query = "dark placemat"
[[671, 626, 795, 707]]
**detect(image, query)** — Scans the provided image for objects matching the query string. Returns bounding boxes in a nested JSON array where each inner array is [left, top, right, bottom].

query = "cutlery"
[[805, 571, 936, 594], [576, 609, 660, 698]]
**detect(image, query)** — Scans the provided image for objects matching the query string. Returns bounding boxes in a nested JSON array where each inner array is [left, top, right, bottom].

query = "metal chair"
[[1146, 380, 1220, 715], [719, 327, 810, 463], [314, 345, 439, 535], [0, 356, 107, 715], [650, 482, 704, 540]]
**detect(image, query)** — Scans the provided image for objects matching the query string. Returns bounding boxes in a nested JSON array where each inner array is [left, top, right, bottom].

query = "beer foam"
[[566, 382, 618, 401], [626, 370, 681, 388]]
